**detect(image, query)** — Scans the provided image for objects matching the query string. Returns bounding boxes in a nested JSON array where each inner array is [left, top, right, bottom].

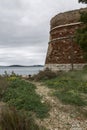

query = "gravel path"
[[33, 82, 87, 130]]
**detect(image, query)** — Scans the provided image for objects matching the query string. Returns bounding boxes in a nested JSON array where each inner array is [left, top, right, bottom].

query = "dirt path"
[[33, 82, 87, 130]]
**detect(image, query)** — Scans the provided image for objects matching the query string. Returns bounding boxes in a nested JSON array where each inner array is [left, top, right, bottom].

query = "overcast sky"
[[0, 0, 86, 66]]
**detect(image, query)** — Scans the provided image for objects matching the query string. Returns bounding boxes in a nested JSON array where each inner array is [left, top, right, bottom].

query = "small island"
[[8, 65, 44, 67]]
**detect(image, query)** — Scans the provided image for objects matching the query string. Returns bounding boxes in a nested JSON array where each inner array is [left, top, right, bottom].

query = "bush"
[[2, 78, 50, 118], [32, 68, 61, 81], [0, 76, 9, 98], [54, 90, 86, 106], [83, 65, 87, 70], [0, 103, 43, 130], [43, 70, 87, 106]]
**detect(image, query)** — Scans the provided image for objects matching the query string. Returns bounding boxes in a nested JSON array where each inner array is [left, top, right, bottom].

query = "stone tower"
[[45, 8, 87, 71]]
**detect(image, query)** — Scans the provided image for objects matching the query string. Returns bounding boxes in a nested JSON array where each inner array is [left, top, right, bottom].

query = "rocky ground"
[[33, 82, 87, 130]]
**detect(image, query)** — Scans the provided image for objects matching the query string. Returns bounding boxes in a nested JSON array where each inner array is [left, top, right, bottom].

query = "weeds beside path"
[[0, 78, 48, 130], [32, 81, 87, 130]]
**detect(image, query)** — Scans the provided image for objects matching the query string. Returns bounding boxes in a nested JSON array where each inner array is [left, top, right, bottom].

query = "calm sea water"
[[0, 66, 44, 76]]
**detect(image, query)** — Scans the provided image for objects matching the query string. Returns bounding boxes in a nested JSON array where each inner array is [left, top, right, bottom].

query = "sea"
[[0, 66, 44, 76]]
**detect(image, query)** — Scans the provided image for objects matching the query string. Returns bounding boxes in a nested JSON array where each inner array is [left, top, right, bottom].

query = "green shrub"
[[2, 79, 50, 118], [32, 68, 61, 81], [0, 76, 9, 98], [54, 90, 86, 106], [83, 65, 87, 70], [43, 70, 87, 106]]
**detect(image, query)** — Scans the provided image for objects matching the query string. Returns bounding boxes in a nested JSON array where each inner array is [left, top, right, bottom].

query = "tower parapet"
[[45, 8, 87, 71]]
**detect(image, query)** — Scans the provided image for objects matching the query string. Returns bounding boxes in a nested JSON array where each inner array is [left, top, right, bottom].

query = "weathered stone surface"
[[45, 64, 87, 72], [45, 8, 87, 71], [51, 8, 87, 29]]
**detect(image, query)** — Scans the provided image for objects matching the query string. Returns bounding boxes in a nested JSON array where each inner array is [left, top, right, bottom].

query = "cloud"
[[0, 0, 86, 65]]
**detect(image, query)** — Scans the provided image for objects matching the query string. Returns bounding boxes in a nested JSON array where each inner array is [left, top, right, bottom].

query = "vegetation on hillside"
[[1, 78, 49, 118], [0, 76, 49, 130], [42, 69, 87, 106], [31, 68, 61, 81], [75, 0, 87, 59], [0, 76, 9, 98], [0, 104, 44, 130], [79, 0, 87, 3], [0, 68, 87, 129]]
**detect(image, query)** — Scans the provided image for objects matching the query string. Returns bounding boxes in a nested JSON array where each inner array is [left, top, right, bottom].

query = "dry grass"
[[0, 103, 45, 130]]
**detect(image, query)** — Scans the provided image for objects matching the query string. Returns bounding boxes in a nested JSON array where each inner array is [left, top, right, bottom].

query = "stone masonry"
[[45, 8, 87, 71]]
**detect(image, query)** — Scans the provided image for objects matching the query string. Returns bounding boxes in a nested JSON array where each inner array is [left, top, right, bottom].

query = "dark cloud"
[[0, 0, 85, 65]]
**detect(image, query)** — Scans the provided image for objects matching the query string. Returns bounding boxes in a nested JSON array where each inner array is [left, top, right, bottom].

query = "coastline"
[[0, 66, 44, 76]]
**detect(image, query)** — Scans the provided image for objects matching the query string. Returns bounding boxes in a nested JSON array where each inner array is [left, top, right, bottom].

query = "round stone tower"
[[45, 8, 87, 71]]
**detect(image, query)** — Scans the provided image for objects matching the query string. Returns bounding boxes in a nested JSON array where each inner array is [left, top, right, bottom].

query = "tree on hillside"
[[79, 0, 87, 3], [75, 0, 87, 59]]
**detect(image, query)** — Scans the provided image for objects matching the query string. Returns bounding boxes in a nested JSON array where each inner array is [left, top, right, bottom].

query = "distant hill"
[[9, 65, 24, 67], [8, 65, 44, 67]]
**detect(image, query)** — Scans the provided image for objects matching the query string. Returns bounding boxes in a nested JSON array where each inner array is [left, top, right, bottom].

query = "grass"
[[0, 76, 48, 130], [0, 104, 46, 130], [43, 70, 87, 106], [1, 78, 49, 118]]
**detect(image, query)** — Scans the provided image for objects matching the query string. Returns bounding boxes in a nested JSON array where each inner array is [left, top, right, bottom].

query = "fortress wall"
[[45, 8, 87, 71], [45, 64, 87, 72], [51, 8, 87, 28]]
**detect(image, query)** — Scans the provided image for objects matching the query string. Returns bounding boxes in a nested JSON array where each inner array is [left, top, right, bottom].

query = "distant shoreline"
[[0, 65, 44, 67], [0, 65, 44, 75]]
